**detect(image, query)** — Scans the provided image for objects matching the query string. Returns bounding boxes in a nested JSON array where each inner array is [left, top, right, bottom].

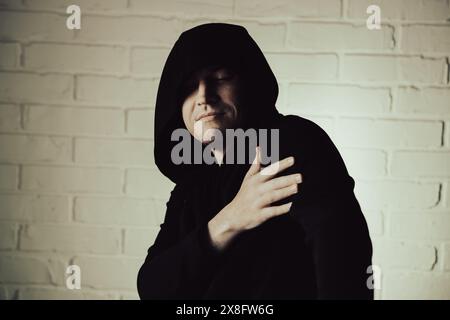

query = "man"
[[137, 23, 373, 299]]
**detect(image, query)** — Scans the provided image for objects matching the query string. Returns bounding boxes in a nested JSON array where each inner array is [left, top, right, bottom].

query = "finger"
[[245, 146, 261, 178], [258, 156, 295, 180], [261, 173, 302, 192], [260, 202, 293, 220], [259, 184, 298, 206]]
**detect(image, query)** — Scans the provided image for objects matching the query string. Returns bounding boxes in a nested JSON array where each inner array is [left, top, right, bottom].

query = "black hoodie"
[[137, 23, 373, 300]]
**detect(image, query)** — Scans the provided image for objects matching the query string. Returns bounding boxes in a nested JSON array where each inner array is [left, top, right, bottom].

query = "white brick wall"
[[0, 0, 449, 300]]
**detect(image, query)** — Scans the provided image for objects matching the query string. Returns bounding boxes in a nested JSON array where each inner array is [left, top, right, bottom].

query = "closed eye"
[[213, 73, 235, 82], [216, 76, 232, 81]]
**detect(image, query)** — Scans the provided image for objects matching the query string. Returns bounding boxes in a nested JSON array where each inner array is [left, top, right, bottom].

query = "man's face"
[[180, 66, 242, 143]]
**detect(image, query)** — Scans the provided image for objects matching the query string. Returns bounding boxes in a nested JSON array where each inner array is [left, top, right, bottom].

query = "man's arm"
[[137, 183, 223, 299]]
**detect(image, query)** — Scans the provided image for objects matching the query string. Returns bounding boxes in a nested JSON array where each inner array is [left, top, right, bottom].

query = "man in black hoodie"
[[137, 23, 374, 300]]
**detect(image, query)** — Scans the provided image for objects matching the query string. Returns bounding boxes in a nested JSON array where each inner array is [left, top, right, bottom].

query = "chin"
[[201, 126, 224, 143], [202, 121, 225, 132]]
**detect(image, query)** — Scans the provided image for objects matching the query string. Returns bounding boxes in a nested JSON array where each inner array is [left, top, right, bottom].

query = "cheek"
[[181, 98, 195, 133], [219, 86, 240, 119], [219, 85, 237, 103]]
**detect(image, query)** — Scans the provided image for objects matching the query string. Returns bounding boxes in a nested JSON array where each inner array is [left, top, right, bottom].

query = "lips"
[[196, 111, 225, 121]]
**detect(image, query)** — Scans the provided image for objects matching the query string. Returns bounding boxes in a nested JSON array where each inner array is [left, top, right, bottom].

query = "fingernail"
[[288, 157, 294, 164], [296, 174, 302, 183], [291, 185, 298, 193], [288, 202, 293, 209]]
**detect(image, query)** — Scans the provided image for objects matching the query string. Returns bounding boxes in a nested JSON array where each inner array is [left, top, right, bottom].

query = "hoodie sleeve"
[[287, 119, 374, 300], [137, 183, 223, 299]]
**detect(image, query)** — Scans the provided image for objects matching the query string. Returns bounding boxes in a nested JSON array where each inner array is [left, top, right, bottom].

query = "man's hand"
[[208, 147, 302, 251]]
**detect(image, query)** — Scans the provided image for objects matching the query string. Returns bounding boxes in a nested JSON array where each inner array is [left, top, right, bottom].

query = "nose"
[[195, 79, 218, 107]]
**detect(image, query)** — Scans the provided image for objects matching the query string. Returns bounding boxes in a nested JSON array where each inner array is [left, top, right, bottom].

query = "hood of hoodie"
[[154, 23, 280, 183]]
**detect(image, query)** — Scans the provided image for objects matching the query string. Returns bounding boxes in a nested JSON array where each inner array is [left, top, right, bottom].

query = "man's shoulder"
[[276, 113, 330, 142]]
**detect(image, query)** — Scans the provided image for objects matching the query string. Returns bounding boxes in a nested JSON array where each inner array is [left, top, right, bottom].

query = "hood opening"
[[154, 23, 280, 183]]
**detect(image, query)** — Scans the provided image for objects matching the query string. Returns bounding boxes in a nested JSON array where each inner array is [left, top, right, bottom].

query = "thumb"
[[246, 146, 261, 178]]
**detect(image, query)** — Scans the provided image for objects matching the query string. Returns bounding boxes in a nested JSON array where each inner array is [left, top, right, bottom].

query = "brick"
[[76, 75, 158, 106], [0, 194, 70, 222], [445, 179, 450, 208], [383, 271, 450, 299], [235, 0, 341, 18], [372, 239, 436, 270], [124, 227, 160, 256], [443, 243, 450, 271], [288, 84, 390, 114], [0, 255, 60, 284], [75, 138, 154, 166], [3, 286, 18, 299], [130, 0, 233, 16], [24, 43, 127, 73], [0, 223, 17, 249], [390, 213, 450, 240], [363, 210, 384, 236], [0, 105, 21, 131], [0, 43, 19, 68], [447, 122, 450, 148], [74, 197, 163, 226], [288, 22, 394, 50], [23, 105, 124, 135], [73, 256, 143, 289], [402, 25, 450, 53], [125, 169, 174, 199], [0, 134, 72, 163], [0, 165, 18, 190], [397, 87, 450, 115], [75, 16, 180, 46], [120, 292, 139, 300], [340, 148, 387, 177], [183, 20, 286, 51], [231, 22, 286, 51], [0, 0, 25, 9], [21, 166, 123, 194], [20, 224, 121, 254], [266, 53, 338, 80], [348, 0, 450, 21], [19, 287, 116, 300], [355, 181, 439, 209], [391, 151, 450, 177], [0, 12, 74, 42], [342, 55, 446, 84], [130, 48, 169, 76], [24, 0, 127, 11], [0, 72, 73, 103], [0, 286, 7, 300], [336, 119, 442, 148], [126, 109, 154, 138]]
